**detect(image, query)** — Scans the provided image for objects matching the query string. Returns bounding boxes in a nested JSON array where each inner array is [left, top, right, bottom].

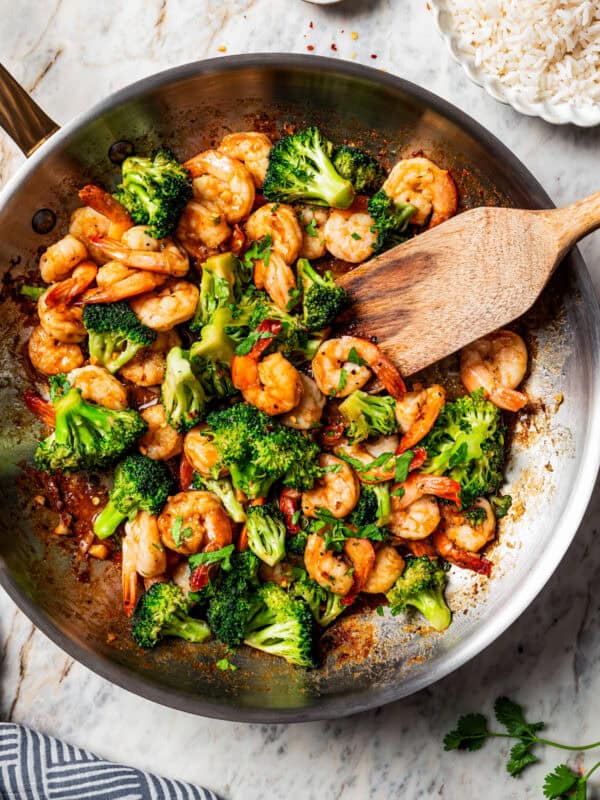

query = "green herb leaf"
[[171, 515, 183, 546], [354, 523, 385, 542], [337, 368, 348, 393], [351, 231, 362, 240], [243, 234, 273, 275], [20, 285, 44, 300], [291, 509, 301, 526], [347, 346, 368, 366], [443, 713, 490, 752], [376, 605, 385, 616], [395, 450, 414, 483], [506, 740, 538, 777], [305, 218, 318, 237], [215, 658, 237, 672], [189, 544, 235, 572], [235, 329, 275, 356], [390, 486, 405, 498], [494, 697, 544, 739], [543, 764, 579, 799]]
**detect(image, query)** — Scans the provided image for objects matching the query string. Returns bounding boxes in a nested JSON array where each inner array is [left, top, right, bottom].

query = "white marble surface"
[[1, 1, 600, 798]]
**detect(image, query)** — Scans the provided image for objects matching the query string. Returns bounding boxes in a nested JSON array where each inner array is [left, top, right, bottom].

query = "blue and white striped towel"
[[0, 723, 220, 800]]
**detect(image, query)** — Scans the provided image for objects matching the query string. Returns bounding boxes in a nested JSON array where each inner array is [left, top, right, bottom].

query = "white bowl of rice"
[[430, 0, 600, 126]]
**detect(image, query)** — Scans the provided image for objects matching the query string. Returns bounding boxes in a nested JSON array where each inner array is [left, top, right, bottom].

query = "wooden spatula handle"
[[541, 190, 600, 256]]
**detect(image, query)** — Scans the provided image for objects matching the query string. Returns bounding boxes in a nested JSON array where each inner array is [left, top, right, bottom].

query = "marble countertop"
[[1, 1, 600, 798]]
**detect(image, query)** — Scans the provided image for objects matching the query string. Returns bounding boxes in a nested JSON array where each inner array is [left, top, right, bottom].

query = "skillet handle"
[[0, 64, 59, 156]]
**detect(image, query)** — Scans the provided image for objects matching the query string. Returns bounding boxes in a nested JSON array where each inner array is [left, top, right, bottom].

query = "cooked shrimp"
[[245, 203, 303, 265], [388, 473, 461, 540], [253, 251, 298, 311], [324, 209, 378, 263], [129, 279, 199, 331], [183, 426, 226, 478], [121, 226, 162, 251], [219, 131, 272, 188], [68, 365, 128, 410], [395, 385, 445, 452], [27, 325, 84, 375], [138, 403, 183, 460], [279, 374, 326, 430], [389, 495, 441, 541], [122, 511, 166, 616], [382, 157, 458, 229], [90, 237, 189, 277], [78, 184, 133, 240], [297, 205, 329, 260], [231, 321, 303, 415], [312, 336, 406, 399], [460, 330, 528, 412], [118, 329, 181, 387], [302, 453, 360, 519], [175, 200, 232, 258], [38, 262, 98, 343], [172, 559, 193, 598], [438, 498, 495, 553], [184, 150, 255, 224], [81, 268, 168, 304], [303, 533, 374, 597], [233, 351, 302, 416], [39, 234, 88, 283], [158, 491, 234, 556], [363, 546, 406, 594], [334, 439, 398, 484], [69, 207, 110, 242]]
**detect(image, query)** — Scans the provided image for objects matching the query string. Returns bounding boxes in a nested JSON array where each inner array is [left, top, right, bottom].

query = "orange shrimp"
[[78, 185, 134, 240]]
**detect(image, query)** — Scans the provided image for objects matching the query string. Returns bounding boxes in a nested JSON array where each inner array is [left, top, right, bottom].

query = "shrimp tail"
[[490, 386, 528, 412], [24, 391, 56, 427], [445, 549, 492, 576], [44, 263, 98, 307], [416, 474, 462, 506], [79, 185, 133, 228]]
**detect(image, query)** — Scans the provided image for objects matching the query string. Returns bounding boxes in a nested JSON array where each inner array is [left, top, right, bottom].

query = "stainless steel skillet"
[[0, 54, 599, 723]]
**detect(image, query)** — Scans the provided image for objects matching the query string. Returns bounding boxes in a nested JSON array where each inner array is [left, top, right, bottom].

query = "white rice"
[[444, 0, 600, 107]]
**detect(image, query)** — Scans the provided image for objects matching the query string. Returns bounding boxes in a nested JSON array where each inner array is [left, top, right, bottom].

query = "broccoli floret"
[[132, 582, 211, 648], [114, 147, 192, 239], [244, 582, 316, 668], [286, 531, 308, 556], [191, 473, 246, 523], [206, 403, 322, 499], [245, 504, 286, 567], [367, 190, 416, 252], [338, 390, 398, 443], [263, 126, 355, 209], [34, 380, 146, 473], [331, 144, 386, 194], [190, 252, 245, 334], [161, 347, 209, 432], [205, 551, 261, 647], [82, 301, 156, 373], [422, 390, 506, 507], [93, 454, 174, 539], [296, 258, 348, 330], [291, 570, 346, 628], [350, 483, 392, 528], [386, 556, 451, 632]]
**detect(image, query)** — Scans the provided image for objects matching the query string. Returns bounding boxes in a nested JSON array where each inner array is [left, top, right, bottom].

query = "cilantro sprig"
[[444, 697, 600, 797]]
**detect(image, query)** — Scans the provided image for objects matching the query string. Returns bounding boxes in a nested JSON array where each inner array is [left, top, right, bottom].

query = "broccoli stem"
[[163, 616, 211, 643], [93, 499, 126, 540], [410, 589, 452, 632]]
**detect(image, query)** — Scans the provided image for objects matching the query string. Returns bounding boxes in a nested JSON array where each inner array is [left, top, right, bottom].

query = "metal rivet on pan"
[[108, 140, 135, 164], [31, 208, 56, 234]]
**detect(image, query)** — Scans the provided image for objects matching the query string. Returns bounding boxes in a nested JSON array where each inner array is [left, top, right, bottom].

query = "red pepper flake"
[[307, 45, 314, 51], [370, 54, 378, 59], [331, 43, 337, 51], [309, 20, 314, 28]]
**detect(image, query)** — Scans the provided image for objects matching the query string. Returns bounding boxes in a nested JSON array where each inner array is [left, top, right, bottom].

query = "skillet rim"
[[1, 53, 599, 722]]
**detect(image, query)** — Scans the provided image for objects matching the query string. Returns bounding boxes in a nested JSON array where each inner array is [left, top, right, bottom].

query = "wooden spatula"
[[336, 192, 600, 376]]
